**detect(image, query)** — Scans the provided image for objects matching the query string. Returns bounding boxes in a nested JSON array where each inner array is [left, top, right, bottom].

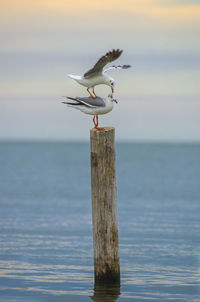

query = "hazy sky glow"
[[0, 0, 200, 141]]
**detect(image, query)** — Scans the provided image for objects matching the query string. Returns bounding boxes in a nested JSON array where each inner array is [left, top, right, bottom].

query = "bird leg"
[[93, 115, 99, 129], [87, 88, 96, 99], [93, 116, 96, 128], [92, 88, 97, 97], [92, 115, 104, 130]]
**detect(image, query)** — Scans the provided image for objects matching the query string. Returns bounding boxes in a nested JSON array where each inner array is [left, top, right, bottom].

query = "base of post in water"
[[95, 268, 120, 285], [90, 280, 120, 302]]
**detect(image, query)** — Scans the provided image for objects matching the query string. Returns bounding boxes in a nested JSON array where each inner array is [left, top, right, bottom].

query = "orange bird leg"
[[93, 115, 96, 127], [93, 115, 104, 130], [92, 88, 97, 97], [96, 115, 99, 128], [93, 115, 98, 129], [94, 115, 98, 129], [93, 116, 98, 128], [87, 88, 96, 99]]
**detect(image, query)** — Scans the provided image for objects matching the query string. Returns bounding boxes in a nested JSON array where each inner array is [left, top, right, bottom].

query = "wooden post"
[[90, 127, 120, 284]]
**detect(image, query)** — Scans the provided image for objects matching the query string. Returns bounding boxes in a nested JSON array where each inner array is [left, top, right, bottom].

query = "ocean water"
[[0, 142, 200, 302]]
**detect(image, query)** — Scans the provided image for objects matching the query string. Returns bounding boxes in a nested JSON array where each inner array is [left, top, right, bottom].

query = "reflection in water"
[[90, 282, 120, 302]]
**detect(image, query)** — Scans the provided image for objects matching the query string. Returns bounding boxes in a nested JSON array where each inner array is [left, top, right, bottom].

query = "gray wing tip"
[[111, 48, 123, 53], [110, 64, 131, 69], [109, 48, 123, 58], [123, 64, 131, 69], [61, 96, 79, 105]]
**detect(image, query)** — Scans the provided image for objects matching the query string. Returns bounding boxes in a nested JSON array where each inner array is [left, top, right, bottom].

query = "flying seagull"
[[62, 94, 118, 129], [67, 49, 131, 98]]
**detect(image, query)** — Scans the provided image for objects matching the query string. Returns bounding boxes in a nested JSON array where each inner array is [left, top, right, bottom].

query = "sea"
[[0, 141, 200, 302]]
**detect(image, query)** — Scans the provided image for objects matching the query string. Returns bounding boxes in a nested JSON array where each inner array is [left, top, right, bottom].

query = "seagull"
[[67, 49, 131, 98], [62, 94, 118, 129]]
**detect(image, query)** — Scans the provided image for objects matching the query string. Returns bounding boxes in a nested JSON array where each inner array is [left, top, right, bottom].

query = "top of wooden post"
[[90, 127, 115, 147], [90, 127, 115, 134]]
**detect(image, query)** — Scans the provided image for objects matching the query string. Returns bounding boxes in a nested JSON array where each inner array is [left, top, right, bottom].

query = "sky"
[[0, 0, 200, 141]]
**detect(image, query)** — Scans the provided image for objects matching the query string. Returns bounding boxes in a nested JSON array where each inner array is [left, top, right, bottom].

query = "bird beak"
[[113, 99, 118, 104], [111, 87, 114, 93]]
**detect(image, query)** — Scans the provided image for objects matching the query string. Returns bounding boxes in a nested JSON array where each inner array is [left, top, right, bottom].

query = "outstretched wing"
[[84, 49, 123, 78], [103, 64, 131, 73]]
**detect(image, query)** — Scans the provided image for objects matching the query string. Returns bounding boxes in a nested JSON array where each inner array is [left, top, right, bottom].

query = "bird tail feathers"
[[62, 96, 77, 101], [62, 96, 80, 106], [67, 74, 82, 80]]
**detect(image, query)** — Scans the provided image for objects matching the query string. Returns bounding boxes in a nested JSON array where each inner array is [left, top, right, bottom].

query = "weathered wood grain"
[[90, 127, 120, 284]]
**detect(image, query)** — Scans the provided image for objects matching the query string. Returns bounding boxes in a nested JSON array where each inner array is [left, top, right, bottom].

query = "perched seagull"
[[62, 94, 118, 129], [67, 49, 131, 98]]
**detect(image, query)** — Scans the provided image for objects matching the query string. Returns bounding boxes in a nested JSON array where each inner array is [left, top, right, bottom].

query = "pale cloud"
[[0, 0, 200, 141], [0, 0, 199, 55], [0, 10, 199, 55], [0, 0, 199, 53], [1, 0, 200, 20]]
